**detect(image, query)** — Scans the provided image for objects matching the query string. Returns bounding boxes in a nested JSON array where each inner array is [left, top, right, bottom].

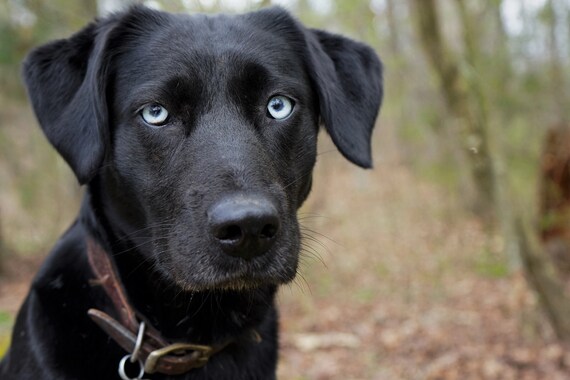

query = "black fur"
[[0, 6, 382, 379]]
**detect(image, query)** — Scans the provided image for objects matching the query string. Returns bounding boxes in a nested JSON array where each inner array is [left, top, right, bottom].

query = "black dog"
[[0, 5, 382, 379]]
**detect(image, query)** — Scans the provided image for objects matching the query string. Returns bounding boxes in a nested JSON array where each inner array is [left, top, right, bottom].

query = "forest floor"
[[1, 134, 569, 379]]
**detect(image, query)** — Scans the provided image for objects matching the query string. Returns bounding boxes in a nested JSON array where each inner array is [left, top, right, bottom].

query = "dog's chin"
[[162, 262, 297, 293], [172, 274, 292, 293]]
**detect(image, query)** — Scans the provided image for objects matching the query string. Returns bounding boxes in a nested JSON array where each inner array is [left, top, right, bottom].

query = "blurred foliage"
[[0, 0, 99, 97], [475, 248, 510, 279], [0, 311, 12, 357]]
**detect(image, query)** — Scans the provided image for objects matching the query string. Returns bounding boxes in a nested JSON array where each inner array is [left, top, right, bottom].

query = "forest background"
[[1, 0, 570, 378]]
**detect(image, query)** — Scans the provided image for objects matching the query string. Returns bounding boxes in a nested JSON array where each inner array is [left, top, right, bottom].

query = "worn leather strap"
[[85, 237, 236, 375]]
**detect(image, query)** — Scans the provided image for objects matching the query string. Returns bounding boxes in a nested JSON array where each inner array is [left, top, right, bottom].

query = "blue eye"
[[267, 96, 294, 120], [141, 104, 169, 126]]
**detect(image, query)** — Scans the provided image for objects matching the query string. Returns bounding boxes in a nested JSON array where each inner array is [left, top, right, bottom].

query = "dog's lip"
[[173, 266, 296, 292], [175, 275, 280, 292], [166, 235, 300, 291]]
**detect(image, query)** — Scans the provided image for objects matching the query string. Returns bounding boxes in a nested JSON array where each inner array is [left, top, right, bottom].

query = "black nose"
[[208, 194, 280, 260]]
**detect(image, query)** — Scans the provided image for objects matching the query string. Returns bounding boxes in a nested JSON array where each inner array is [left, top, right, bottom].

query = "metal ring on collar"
[[131, 321, 146, 363], [118, 354, 146, 380]]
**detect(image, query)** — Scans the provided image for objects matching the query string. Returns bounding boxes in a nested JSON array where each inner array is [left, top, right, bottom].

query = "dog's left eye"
[[141, 104, 169, 126], [267, 96, 294, 120]]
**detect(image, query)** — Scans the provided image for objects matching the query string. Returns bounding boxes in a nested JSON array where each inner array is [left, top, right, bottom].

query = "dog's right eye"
[[267, 96, 294, 120], [140, 104, 169, 127]]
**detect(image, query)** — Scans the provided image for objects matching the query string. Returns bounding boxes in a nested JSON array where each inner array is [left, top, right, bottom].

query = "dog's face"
[[107, 12, 319, 289], [23, 6, 383, 291]]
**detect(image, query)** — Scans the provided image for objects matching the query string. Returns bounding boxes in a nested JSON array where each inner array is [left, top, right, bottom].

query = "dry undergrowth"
[[277, 136, 569, 379]]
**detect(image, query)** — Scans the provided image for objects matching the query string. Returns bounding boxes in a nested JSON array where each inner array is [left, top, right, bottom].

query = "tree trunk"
[[539, 125, 570, 277], [0, 213, 4, 274], [453, 0, 521, 269], [488, 0, 514, 106], [385, 0, 400, 55], [411, 0, 495, 215], [546, 0, 568, 123], [517, 217, 570, 341]]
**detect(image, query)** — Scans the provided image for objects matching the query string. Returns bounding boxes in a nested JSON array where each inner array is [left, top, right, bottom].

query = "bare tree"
[[411, 0, 495, 215], [517, 218, 570, 341], [545, 0, 569, 123], [385, 0, 400, 55]]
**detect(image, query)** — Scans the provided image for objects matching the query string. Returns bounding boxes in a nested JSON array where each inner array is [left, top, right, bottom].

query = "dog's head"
[[23, 6, 382, 291]]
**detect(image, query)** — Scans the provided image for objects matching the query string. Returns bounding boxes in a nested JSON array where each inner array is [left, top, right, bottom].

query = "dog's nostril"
[[216, 225, 243, 241], [260, 223, 278, 239]]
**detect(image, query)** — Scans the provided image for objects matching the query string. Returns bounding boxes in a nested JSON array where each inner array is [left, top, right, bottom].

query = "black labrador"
[[0, 5, 382, 380]]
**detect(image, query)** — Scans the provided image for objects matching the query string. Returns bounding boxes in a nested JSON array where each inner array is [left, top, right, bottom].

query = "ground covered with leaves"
[[1, 138, 569, 379]]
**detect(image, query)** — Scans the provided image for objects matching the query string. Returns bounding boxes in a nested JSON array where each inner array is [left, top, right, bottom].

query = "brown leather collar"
[[86, 237, 252, 376]]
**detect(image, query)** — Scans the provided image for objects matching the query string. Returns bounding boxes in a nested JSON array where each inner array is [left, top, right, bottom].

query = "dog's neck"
[[80, 186, 276, 345]]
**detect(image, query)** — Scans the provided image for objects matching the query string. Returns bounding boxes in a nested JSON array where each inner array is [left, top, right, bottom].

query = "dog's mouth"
[[169, 270, 297, 293], [169, 251, 300, 292], [158, 232, 301, 292]]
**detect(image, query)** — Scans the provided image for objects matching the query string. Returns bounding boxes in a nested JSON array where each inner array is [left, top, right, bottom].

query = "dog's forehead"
[[114, 11, 305, 82]]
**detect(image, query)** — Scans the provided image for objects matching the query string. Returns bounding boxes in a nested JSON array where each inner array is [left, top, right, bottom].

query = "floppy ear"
[[22, 18, 115, 184], [305, 29, 383, 168]]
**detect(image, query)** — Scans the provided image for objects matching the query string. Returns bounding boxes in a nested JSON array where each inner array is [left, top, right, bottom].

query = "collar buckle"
[[144, 342, 214, 374]]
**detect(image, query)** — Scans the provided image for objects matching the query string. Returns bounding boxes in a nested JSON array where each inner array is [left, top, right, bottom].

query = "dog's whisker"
[[299, 244, 326, 266], [283, 168, 315, 190], [125, 251, 158, 278], [316, 148, 337, 157], [297, 213, 328, 221], [114, 222, 176, 242], [111, 239, 157, 257], [291, 272, 313, 296], [300, 233, 331, 256], [300, 226, 340, 246], [111, 229, 182, 257]]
